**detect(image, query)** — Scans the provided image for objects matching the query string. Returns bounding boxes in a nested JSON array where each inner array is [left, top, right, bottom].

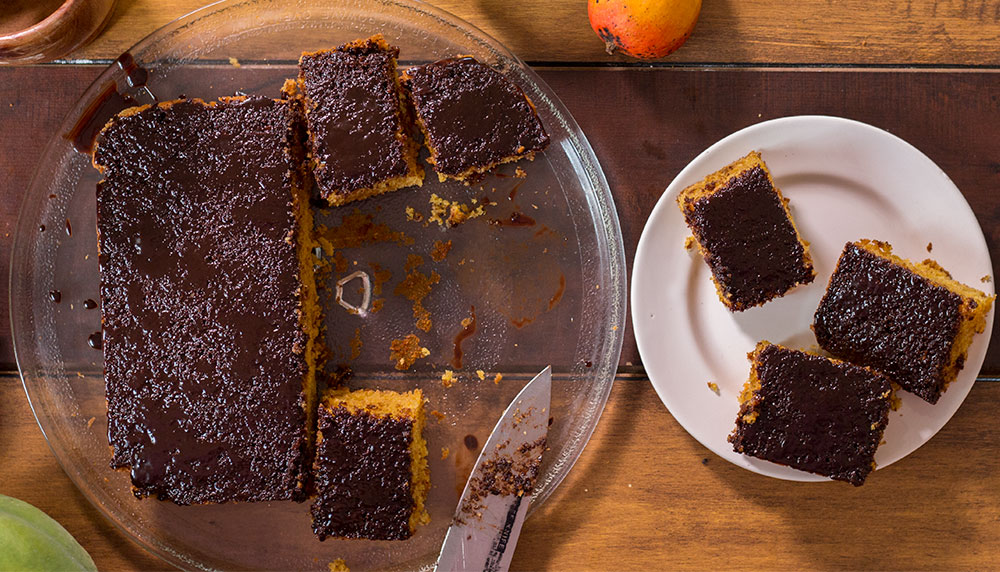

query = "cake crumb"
[[87, 417, 96, 428], [982, 274, 992, 283], [493, 373, 503, 385], [476, 370, 486, 381], [514, 166, 527, 178], [684, 236, 696, 251], [389, 334, 429, 371], [889, 384, 903, 410], [76, 372, 85, 378], [431, 239, 453, 262], [327, 559, 349, 572], [441, 447, 450, 460], [395, 255, 440, 332], [441, 369, 457, 388], [430, 409, 446, 422], [369, 262, 391, 296], [707, 381, 720, 394], [228, 57, 241, 68], [926, 242, 933, 253], [428, 193, 486, 228], [405, 206, 424, 222]]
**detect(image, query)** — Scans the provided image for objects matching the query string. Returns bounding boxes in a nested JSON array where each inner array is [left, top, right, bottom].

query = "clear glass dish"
[[10, 0, 626, 569]]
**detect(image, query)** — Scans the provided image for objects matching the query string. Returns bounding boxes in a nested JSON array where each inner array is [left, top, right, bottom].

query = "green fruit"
[[0, 495, 96, 571]]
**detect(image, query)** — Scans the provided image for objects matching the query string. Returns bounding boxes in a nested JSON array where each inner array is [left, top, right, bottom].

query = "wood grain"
[[66, 0, 1000, 65], [513, 375, 1000, 571], [3, 373, 999, 571], [2, 67, 999, 371]]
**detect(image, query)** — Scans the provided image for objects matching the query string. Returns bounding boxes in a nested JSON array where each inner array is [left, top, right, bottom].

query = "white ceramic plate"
[[632, 115, 995, 482]]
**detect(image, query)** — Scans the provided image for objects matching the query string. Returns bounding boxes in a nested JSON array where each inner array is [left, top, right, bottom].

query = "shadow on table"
[[511, 375, 650, 570], [705, 383, 1000, 570]]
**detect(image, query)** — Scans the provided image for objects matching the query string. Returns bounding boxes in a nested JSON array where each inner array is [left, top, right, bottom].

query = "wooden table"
[[3, 1, 1000, 570]]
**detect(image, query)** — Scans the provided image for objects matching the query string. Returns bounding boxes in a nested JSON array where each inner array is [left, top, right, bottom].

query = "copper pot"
[[0, 0, 117, 64]]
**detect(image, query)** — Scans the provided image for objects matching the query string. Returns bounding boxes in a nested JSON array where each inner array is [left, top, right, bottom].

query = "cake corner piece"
[[729, 341, 893, 486], [310, 388, 429, 541], [676, 151, 815, 312], [292, 35, 423, 207], [813, 239, 994, 404], [400, 55, 549, 184]]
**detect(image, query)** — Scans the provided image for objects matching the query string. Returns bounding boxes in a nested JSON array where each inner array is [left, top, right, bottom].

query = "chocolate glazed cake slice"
[[813, 240, 994, 404], [93, 96, 322, 504], [286, 35, 423, 206], [310, 389, 430, 541], [676, 151, 815, 311], [401, 56, 550, 183], [730, 342, 893, 486]]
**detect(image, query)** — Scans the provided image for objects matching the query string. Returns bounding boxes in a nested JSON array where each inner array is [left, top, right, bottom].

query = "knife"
[[435, 366, 552, 572]]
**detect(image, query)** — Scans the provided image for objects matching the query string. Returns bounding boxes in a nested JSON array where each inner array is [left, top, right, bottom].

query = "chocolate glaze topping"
[[311, 407, 414, 541], [686, 166, 814, 310], [94, 97, 309, 504], [68, 52, 154, 154], [402, 57, 549, 176], [814, 242, 963, 404], [299, 39, 409, 198], [730, 344, 891, 486]]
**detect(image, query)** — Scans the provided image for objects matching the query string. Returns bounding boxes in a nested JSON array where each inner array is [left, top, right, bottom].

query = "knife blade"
[[435, 366, 552, 572]]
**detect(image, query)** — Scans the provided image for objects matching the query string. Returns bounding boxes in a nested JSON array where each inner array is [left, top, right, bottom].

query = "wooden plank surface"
[[62, 0, 1000, 65], [2, 66, 999, 371], [4, 1, 1000, 566], [3, 373, 1000, 571]]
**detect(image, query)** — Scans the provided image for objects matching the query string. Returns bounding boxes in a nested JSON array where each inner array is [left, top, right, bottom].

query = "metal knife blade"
[[435, 366, 552, 572]]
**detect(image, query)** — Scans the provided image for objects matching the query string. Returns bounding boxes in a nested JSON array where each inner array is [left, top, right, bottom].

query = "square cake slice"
[[677, 151, 815, 311], [729, 342, 893, 486], [93, 97, 321, 504], [311, 388, 430, 541], [290, 35, 423, 206], [400, 56, 549, 183], [813, 239, 994, 404]]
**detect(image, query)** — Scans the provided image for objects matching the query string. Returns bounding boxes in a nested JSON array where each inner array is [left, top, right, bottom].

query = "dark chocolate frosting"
[[402, 57, 549, 176], [311, 407, 414, 541], [730, 344, 892, 486], [94, 97, 308, 504], [686, 166, 814, 310], [814, 242, 963, 404], [299, 39, 409, 198]]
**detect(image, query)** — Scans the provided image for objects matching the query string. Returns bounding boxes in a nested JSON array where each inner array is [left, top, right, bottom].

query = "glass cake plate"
[[9, 1, 626, 569]]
